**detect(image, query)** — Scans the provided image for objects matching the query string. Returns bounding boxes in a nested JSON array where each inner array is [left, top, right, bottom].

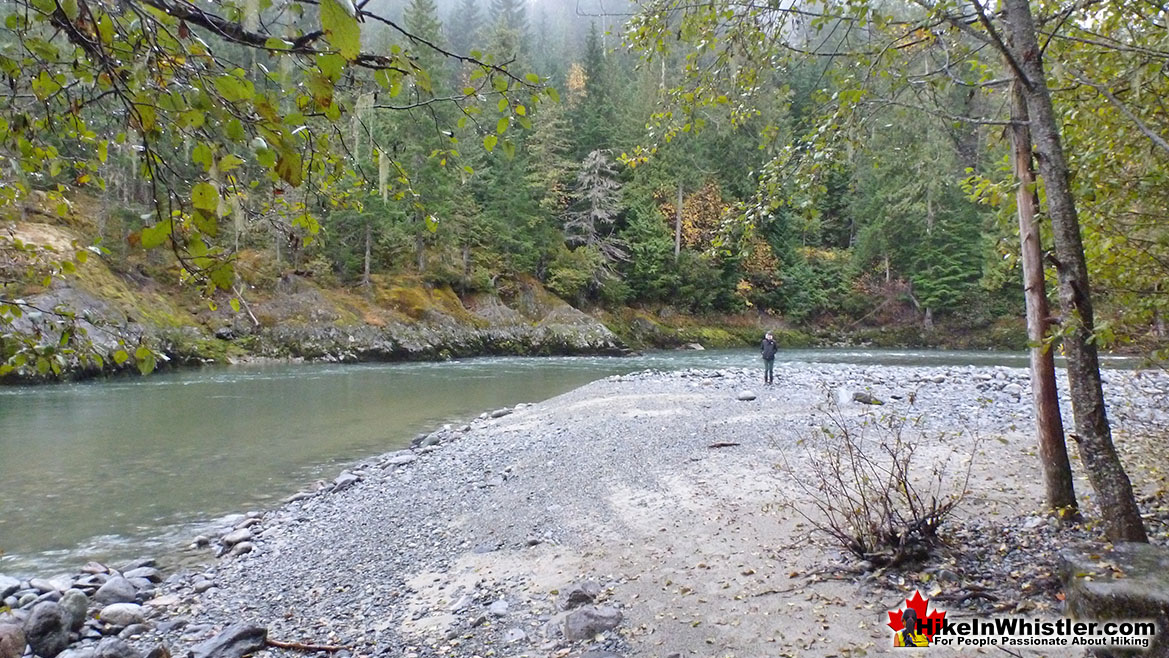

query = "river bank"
[[3, 363, 1167, 657], [2, 220, 1037, 384]]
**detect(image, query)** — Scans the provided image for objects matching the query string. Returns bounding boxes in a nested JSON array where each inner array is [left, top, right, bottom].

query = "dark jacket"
[[761, 338, 778, 360]]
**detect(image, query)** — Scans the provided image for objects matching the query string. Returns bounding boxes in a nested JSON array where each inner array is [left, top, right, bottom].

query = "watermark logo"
[[884, 589, 1159, 649], [887, 590, 947, 647]]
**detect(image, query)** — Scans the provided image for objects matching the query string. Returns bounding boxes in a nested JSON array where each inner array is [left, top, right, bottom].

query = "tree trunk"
[[674, 181, 683, 261], [1003, 0, 1146, 542], [362, 219, 372, 289], [1011, 79, 1077, 514]]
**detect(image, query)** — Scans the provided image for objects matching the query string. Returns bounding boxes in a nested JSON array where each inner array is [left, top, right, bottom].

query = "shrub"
[[780, 389, 974, 569]]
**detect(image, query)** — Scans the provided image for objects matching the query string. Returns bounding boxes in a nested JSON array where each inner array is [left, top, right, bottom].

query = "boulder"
[[188, 624, 267, 658], [23, 602, 68, 658], [0, 624, 26, 658], [94, 579, 137, 605], [563, 605, 622, 641], [94, 638, 142, 658], [1061, 542, 1169, 657], [99, 604, 144, 628], [57, 590, 89, 632]]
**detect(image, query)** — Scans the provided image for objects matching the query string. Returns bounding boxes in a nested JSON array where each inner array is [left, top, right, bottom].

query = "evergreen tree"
[[571, 22, 617, 157], [447, 0, 482, 56], [490, 0, 529, 36]]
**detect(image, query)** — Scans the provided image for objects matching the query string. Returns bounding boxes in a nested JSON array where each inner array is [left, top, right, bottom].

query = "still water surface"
[[0, 348, 1130, 575]]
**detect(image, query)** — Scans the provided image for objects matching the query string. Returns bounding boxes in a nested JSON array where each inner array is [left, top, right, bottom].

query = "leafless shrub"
[[780, 388, 975, 569]]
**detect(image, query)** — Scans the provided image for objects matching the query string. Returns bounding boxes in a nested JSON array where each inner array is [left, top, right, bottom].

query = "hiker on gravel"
[[760, 332, 778, 385]]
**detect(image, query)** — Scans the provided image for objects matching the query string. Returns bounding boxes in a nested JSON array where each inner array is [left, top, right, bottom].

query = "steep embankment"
[[2, 220, 625, 380]]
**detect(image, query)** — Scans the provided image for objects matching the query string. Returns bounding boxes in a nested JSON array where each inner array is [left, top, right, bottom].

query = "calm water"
[[0, 348, 1134, 576]]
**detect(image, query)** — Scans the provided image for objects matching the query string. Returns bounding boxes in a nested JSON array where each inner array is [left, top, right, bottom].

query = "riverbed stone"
[[384, 453, 417, 467], [219, 529, 252, 547], [0, 578, 18, 601], [559, 582, 601, 610], [332, 472, 360, 491], [58, 590, 89, 631], [56, 648, 95, 658], [503, 628, 526, 643], [94, 638, 142, 658], [121, 568, 161, 584], [23, 602, 68, 658], [228, 542, 254, 557], [1061, 542, 1169, 656], [488, 599, 509, 617], [94, 579, 136, 605], [490, 408, 512, 418], [563, 606, 622, 640], [736, 390, 757, 401], [0, 624, 25, 658], [189, 624, 267, 658], [98, 604, 144, 628], [29, 580, 56, 595]]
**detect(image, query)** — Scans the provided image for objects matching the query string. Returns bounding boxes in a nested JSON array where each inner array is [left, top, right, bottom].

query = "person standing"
[[760, 332, 778, 385]]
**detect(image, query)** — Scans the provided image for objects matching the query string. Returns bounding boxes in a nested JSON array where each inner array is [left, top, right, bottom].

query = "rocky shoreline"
[[3, 363, 1168, 657]]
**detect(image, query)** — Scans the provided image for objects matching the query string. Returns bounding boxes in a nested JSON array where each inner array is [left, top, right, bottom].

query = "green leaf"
[[545, 87, 560, 103], [496, 117, 510, 135], [218, 154, 246, 172], [483, 134, 498, 152], [320, 0, 361, 61], [191, 182, 219, 213], [214, 75, 254, 102], [139, 221, 172, 249], [230, 298, 241, 312], [210, 263, 235, 290], [276, 151, 304, 186], [525, 73, 540, 84], [192, 142, 214, 171], [134, 346, 156, 375]]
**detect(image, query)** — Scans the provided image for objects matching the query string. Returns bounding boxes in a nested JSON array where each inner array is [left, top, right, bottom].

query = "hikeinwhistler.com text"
[[924, 617, 1158, 648]]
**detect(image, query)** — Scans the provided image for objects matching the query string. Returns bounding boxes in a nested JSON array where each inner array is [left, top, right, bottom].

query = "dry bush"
[[781, 389, 975, 569]]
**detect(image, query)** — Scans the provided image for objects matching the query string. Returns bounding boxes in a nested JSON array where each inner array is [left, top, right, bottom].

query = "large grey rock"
[[56, 648, 95, 658], [563, 605, 623, 641], [28, 580, 56, 595], [23, 602, 68, 658], [581, 652, 622, 658], [58, 590, 89, 631], [94, 638, 142, 658], [98, 604, 144, 628], [0, 578, 19, 601], [0, 624, 25, 658], [94, 578, 136, 605], [332, 472, 360, 491], [188, 624, 267, 658], [488, 600, 509, 617], [1061, 542, 1169, 657]]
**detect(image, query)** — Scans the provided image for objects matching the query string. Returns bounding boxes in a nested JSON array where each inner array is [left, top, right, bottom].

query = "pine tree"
[[447, 0, 482, 55], [572, 23, 617, 157], [490, 0, 529, 36], [565, 150, 627, 267]]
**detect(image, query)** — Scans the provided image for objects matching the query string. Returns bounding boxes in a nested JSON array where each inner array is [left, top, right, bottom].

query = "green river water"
[[0, 348, 1125, 576]]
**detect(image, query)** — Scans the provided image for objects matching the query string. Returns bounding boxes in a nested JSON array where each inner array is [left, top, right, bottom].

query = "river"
[[0, 348, 1135, 577]]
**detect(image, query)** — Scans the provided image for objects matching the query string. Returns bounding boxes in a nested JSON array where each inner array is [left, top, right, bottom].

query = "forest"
[[1, 0, 1168, 365]]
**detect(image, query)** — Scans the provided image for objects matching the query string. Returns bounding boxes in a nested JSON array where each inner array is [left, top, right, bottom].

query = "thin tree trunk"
[[674, 181, 683, 261], [362, 219, 372, 289], [1011, 79, 1077, 513], [1003, 0, 1146, 542]]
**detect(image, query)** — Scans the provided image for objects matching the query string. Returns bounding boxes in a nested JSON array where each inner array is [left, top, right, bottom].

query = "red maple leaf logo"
[[887, 590, 947, 642]]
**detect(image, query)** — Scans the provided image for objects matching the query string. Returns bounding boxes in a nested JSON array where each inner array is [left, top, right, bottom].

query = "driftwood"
[[265, 639, 348, 653], [708, 442, 741, 449]]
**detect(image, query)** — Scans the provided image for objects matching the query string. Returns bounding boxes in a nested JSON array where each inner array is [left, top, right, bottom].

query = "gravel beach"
[[5, 362, 1168, 658]]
